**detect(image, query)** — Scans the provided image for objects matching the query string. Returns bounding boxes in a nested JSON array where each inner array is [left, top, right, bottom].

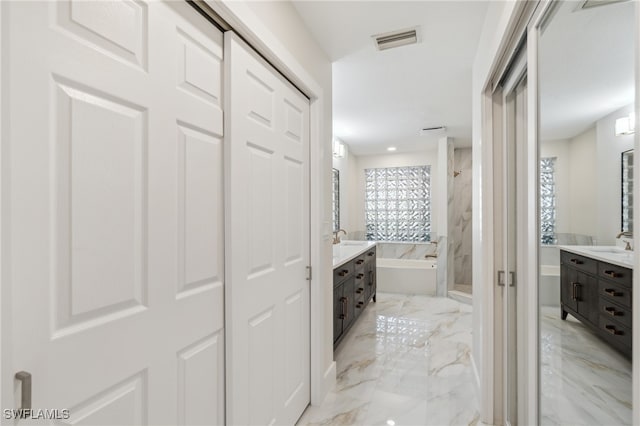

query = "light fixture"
[[333, 138, 345, 158], [615, 112, 635, 136], [386, 420, 396, 426], [387, 146, 397, 152]]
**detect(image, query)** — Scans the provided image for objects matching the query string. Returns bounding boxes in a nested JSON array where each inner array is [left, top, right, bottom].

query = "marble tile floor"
[[540, 306, 632, 425], [297, 293, 480, 426]]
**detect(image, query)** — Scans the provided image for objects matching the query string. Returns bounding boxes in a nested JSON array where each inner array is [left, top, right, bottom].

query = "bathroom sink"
[[586, 247, 628, 254], [340, 241, 367, 246]]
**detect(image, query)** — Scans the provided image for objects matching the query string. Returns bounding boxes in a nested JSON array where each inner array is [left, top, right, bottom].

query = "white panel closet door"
[[224, 32, 311, 426], [7, 2, 224, 424]]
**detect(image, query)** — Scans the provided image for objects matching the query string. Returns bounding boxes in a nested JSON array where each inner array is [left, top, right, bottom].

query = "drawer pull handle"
[[604, 270, 622, 278], [338, 269, 349, 277], [604, 306, 623, 316], [356, 259, 364, 265], [356, 287, 364, 293], [570, 258, 583, 265], [356, 273, 364, 279], [605, 324, 624, 335], [367, 252, 375, 257], [571, 282, 580, 301], [604, 288, 623, 297], [15, 371, 31, 419]]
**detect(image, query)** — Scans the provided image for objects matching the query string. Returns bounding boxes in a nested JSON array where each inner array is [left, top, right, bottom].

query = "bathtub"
[[540, 246, 560, 307], [376, 258, 437, 295]]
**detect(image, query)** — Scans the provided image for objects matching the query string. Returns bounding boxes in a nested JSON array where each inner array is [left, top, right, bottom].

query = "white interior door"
[[6, 1, 225, 424], [224, 32, 311, 426], [493, 50, 527, 426]]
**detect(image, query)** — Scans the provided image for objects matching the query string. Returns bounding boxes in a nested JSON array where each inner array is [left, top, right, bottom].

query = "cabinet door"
[[333, 283, 344, 343], [343, 277, 356, 331], [577, 271, 599, 325], [561, 264, 578, 313], [370, 261, 377, 300], [365, 262, 373, 301]]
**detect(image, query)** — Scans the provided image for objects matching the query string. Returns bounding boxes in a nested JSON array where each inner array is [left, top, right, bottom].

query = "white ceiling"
[[539, 1, 634, 140], [292, 1, 489, 155]]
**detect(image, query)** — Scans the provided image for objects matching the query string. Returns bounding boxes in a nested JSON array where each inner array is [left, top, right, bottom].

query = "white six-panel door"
[[224, 32, 311, 426], [7, 1, 225, 424]]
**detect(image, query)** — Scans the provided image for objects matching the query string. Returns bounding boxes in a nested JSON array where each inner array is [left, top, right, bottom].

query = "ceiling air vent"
[[420, 126, 446, 136], [373, 27, 419, 51]]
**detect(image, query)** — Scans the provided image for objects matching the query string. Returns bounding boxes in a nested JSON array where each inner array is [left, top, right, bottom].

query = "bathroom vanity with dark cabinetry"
[[333, 244, 376, 349], [560, 247, 632, 357]]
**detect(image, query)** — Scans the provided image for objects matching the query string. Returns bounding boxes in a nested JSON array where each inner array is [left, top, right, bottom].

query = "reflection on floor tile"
[[540, 306, 632, 425], [297, 293, 479, 426]]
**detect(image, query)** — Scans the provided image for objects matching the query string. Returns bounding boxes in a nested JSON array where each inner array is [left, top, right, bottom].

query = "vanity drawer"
[[354, 271, 366, 295], [599, 299, 632, 328], [599, 315, 632, 349], [334, 262, 354, 285], [599, 280, 632, 309], [560, 251, 597, 275], [353, 254, 367, 269], [598, 262, 632, 288], [364, 247, 377, 263]]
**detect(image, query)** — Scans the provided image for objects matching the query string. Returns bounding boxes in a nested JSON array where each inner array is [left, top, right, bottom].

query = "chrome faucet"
[[333, 229, 347, 244]]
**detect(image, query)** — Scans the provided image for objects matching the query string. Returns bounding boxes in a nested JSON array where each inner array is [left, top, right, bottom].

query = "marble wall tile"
[[446, 142, 455, 292], [452, 148, 473, 286], [377, 242, 437, 260]]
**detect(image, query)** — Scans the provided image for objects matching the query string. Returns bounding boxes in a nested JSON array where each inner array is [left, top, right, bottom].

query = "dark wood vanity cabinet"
[[333, 246, 376, 349], [560, 250, 632, 357]]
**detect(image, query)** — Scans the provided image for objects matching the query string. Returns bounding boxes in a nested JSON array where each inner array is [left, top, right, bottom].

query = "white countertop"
[[332, 240, 377, 268], [558, 245, 634, 269]]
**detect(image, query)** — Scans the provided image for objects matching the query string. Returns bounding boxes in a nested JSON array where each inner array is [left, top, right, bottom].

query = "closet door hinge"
[[306, 266, 312, 281]]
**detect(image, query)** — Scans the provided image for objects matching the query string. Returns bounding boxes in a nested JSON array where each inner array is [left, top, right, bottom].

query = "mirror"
[[538, 1, 634, 424], [332, 168, 340, 232], [622, 149, 633, 232]]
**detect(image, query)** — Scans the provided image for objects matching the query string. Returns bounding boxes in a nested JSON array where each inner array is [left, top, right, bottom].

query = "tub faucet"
[[333, 229, 347, 244]]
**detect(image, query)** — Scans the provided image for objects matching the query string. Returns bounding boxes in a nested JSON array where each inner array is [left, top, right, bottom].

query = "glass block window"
[[365, 165, 431, 242], [332, 168, 340, 233], [540, 157, 557, 245], [622, 150, 634, 232]]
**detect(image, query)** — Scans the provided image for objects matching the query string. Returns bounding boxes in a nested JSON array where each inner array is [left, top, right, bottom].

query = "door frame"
[[203, 0, 332, 407], [0, 1, 9, 414], [479, 0, 640, 425]]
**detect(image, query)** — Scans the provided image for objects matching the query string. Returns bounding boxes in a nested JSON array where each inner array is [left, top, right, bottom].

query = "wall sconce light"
[[615, 112, 635, 136], [333, 138, 345, 158]]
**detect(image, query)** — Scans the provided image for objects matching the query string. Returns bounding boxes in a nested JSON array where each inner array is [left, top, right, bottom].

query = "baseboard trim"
[[471, 353, 480, 394], [312, 361, 336, 406]]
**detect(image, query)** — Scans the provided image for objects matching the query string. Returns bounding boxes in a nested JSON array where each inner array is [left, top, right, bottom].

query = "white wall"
[[568, 127, 598, 237], [596, 104, 635, 244], [351, 148, 440, 236], [541, 128, 598, 239], [544, 106, 634, 245], [332, 144, 355, 233]]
